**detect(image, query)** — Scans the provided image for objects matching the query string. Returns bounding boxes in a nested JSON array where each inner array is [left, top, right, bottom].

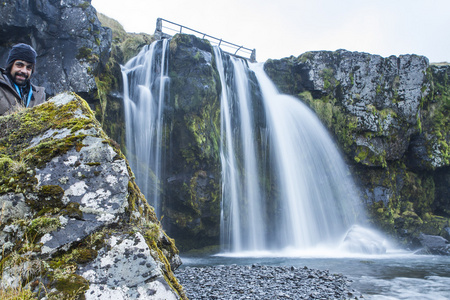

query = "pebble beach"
[[175, 264, 362, 299]]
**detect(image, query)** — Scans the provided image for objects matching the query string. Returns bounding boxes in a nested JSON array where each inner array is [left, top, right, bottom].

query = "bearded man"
[[0, 43, 46, 116]]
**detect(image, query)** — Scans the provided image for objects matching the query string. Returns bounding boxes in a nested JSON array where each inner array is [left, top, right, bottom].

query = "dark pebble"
[[175, 264, 362, 299]]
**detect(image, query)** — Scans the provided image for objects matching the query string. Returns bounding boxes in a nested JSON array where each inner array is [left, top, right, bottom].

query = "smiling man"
[[0, 43, 46, 116]]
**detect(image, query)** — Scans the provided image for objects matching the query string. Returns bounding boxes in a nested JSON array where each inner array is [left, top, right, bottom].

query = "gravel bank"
[[175, 264, 362, 299]]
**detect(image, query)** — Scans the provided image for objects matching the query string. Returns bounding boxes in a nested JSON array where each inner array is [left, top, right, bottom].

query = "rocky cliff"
[[264, 52, 450, 246], [0, 93, 186, 299], [163, 34, 222, 251], [0, 0, 152, 148]]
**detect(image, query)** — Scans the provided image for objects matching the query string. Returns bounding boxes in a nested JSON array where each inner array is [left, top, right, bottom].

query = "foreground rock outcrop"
[[0, 93, 186, 299]]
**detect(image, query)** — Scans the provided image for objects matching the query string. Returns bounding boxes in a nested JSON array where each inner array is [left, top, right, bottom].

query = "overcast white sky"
[[91, 0, 449, 63]]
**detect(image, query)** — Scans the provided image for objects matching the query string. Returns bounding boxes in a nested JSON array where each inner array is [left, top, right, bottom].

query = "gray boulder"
[[416, 234, 450, 255], [0, 93, 186, 299]]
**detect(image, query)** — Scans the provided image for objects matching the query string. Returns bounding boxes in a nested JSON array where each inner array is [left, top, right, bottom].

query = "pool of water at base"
[[179, 253, 450, 300]]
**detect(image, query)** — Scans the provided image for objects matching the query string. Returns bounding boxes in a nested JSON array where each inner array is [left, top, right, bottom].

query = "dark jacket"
[[0, 68, 46, 116]]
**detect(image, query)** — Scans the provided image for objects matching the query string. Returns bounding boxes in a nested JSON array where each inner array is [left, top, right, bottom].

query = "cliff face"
[[0, 0, 111, 97], [0, 93, 186, 299], [162, 35, 222, 251], [265, 51, 450, 246]]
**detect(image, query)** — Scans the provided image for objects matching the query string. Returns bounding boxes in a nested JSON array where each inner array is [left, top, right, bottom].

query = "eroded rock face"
[[0, 0, 111, 96], [162, 34, 222, 251], [266, 50, 429, 164], [0, 93, 185, 299], [79, 233, 178, 300], [264, 51, 450, 247]]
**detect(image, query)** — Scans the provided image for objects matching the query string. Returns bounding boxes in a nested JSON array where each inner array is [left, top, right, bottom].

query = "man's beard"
[[12, 72, 29, 86]]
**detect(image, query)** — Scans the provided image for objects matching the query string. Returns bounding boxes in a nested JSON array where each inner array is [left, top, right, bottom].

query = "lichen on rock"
[[0, 93, 186, 299]]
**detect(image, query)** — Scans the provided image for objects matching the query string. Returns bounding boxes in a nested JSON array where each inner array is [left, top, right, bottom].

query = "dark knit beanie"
[[6, 43, 37, 66]]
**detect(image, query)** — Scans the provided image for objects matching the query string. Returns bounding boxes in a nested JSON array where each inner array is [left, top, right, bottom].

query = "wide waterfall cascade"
[[251, 63, 365, 250], [122, 39, 170, 217], [216, 51, 376, 254]]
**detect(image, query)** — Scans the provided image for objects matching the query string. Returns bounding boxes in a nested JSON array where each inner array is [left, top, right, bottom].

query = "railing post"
[[250, 49, 256, 63], [155, 18, 163, 40]]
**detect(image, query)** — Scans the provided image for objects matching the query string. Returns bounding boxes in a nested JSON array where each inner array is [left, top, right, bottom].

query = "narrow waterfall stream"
[[214, 48, 267, 252], [122, 39, 169, 217]]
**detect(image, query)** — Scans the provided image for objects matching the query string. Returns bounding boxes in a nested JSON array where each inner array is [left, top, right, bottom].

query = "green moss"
[[27, 217, 61, 242], [76, 47, 92, 60], [298, 52, 314, 63], [78, 1, 90, 10], [51, 273, 89, 298], [354, 146, 368, 163], [320, 68, 335, 91], [418, 66, 450, 168]]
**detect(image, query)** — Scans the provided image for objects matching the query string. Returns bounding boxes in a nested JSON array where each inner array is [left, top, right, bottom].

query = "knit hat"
[[6, 43, 37, 66]]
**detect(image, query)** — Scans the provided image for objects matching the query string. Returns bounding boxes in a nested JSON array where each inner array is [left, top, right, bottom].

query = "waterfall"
[[122, 39, 382, 255], [215, 48, 267, 252], [215, 48, 365, 253], [122, 39, 170, 217], [251, 63, 363, 251]]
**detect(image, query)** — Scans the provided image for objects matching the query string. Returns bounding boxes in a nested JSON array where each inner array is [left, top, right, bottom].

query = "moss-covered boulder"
[[0, 93, 186, 299]]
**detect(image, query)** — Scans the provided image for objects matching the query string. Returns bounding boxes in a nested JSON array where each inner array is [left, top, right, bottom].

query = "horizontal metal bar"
[[156, 18, 256, 61]]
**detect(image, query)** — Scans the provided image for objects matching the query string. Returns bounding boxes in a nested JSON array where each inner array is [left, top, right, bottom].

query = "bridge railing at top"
[[154, 18, 256, 62]]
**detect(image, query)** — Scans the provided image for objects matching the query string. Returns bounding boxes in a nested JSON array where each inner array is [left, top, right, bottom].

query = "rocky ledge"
[[175, 264, 361, 299]]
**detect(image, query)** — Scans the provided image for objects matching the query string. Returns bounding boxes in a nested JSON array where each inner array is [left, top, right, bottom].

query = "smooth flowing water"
[[215, 48, 266, 252], [216, 48, 367, 253], [122, 40, 169, 217]]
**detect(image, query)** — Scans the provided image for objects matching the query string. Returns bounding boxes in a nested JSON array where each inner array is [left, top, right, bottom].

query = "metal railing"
[[154, 18, 256, 62]]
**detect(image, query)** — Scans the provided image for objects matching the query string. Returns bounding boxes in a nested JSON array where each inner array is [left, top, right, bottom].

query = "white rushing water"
[[251, 62, 364, 250], [122, 39, 169, 217], [122, 40, 387, 255], [215, 48, 266, 252], [215, 49, 373, 254]]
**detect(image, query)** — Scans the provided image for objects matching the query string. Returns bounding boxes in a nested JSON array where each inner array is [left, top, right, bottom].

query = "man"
[[0, 43, 46, 116]]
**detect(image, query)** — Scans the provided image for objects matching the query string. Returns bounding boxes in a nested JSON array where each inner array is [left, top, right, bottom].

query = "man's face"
[[10, 60, 33, 86]]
